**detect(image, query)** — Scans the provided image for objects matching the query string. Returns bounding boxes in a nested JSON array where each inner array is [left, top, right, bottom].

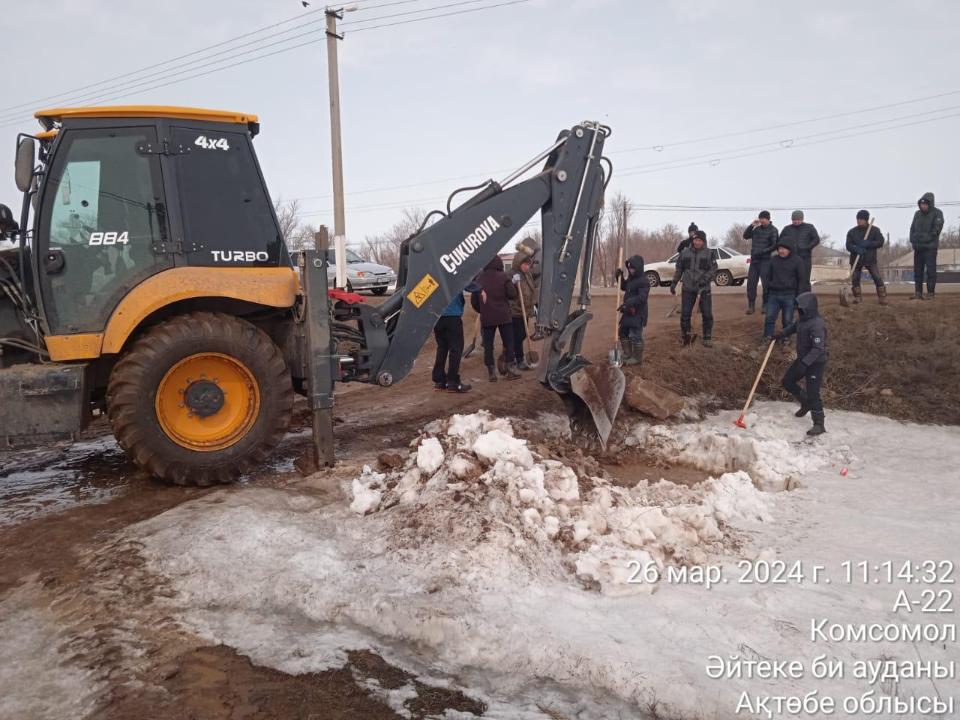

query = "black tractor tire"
[[106, 312, 294, 486], [715, 270, 734, 287], [372, 286, 388, 296], [645, 271, 660, 287]]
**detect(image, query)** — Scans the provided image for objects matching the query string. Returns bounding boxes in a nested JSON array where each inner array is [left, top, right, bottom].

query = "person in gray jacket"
[[671, 230, 717, 346], [909, 192, 944, 300], [775, 292, 828, 436], [778, 210, 820, 293]]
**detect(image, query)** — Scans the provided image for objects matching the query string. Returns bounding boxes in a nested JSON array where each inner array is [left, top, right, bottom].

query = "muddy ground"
[[1, 284, 956, 719]]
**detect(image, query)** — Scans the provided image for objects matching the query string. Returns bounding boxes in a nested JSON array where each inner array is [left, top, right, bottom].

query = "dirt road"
[[2, 285, 957, 718]]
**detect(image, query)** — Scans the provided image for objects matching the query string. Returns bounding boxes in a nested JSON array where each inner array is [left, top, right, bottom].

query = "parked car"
[[324, 248, 397, 295], [643, 246, 749, 288]]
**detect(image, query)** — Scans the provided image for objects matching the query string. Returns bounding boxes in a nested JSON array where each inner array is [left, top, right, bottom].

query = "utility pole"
[[325, 5, 356, 287]]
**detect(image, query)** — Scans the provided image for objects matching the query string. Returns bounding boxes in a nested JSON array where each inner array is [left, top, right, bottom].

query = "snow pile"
[[627, 416, 829, 490], [348, 411, 770, 594]]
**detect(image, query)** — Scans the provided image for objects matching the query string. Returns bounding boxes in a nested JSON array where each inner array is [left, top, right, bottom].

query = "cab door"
[[37, 126, 173, 335]]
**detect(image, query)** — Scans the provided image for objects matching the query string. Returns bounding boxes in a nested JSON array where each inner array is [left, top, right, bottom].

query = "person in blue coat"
[[431, 281, 478, 393]]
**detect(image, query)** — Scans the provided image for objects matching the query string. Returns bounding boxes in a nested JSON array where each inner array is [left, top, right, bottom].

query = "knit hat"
[[693, 230, 707, 241], [688, 222, 698, 232], [791, 210, 804, 221], [856, 209, 870, 221], [758, 210, 771, 220]]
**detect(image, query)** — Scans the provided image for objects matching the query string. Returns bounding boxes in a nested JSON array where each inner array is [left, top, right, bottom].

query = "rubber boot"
[[745, 301, 755, 315], [516, 358, 533, 371], [928, 291, 936, 300], [852, 286, 862, 304], [623, 340, 642, 366], [446, 380, 472, 393], [681, 332, 692, 346], [910, 291, 923, 300], [877, 285, 888, 306], [486, 365, 498, 383], [504, 362, 522, 381], [702, 337, 713, 348], [807, 412, 826, 436], [793, 392, 810, 417]]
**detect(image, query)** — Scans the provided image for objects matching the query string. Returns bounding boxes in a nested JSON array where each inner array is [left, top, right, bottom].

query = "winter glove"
[[617, 304, 625, 313], [773, 330, 783, 340], [853, 245, 865, 255], [614, 268, 624, 281], [795, 360, 808, 375], [669, 285, 677, 295], [511, 273, 521, 285]]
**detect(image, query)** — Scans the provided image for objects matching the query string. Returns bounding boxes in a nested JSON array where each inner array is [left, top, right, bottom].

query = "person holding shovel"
[[508, 255, 538, 370], [615, 255, 650, 366], [671, 230, 717, 347], [774, 292, 828, 436], [845, 210, 887, 305]]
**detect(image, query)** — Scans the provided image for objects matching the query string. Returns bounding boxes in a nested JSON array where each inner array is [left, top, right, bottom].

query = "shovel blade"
[[838, 287, 849, 308], [570, 365, 625, 448], [526, 350, 540, 368], [462, 340, 477, 359]]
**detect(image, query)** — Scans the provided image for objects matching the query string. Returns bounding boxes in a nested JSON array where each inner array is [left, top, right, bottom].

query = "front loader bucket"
[[570, 365, 625, 449]]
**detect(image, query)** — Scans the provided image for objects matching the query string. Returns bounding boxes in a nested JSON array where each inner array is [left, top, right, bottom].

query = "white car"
[[324, 248, 397, 295], [643, 246, 750, 288]]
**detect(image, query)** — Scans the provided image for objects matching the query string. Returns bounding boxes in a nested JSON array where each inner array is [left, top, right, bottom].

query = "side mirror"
[[15, 137, 35, 193]]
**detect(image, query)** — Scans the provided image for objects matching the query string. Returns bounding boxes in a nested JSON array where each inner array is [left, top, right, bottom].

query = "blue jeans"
[[764, 291, 795, 337]]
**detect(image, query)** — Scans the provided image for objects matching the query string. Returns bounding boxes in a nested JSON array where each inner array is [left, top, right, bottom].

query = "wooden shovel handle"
[[740, 339, 777, 418], [613, 245, 625, 344]]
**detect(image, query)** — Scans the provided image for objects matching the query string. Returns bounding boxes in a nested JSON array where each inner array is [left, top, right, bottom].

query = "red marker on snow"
[[840, 467, 849, 477]]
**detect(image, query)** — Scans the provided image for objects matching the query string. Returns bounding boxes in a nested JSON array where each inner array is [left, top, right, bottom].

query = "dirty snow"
[[128, 404, 960, 718]]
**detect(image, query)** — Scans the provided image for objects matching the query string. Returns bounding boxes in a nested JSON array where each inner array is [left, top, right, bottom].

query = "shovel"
[[462, 315, 481, 358], [839, 219, 873, 308], [607, 246, 625, 366], [734, 339, 776, 429], [517, 281, 540, 368]]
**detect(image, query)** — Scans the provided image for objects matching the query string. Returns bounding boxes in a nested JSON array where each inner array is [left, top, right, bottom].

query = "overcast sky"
[[2, 0, 957, 256]]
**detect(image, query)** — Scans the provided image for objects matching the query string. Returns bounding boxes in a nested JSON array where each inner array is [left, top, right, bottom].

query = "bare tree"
[[273, 198, 305, 251], [593, 193, 631, 286], [359, 207, 428, 270], [723, 222, 750, 254]]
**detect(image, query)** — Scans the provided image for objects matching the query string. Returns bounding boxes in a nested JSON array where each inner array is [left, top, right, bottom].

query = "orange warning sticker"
[[407, 273, 440, 308]]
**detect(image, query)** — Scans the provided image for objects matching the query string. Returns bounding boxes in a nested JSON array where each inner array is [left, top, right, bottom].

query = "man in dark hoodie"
[[615, 255, 650, 366], [845, 210, 887, 305], [778, 210, 820, 293], [676, 223, 699, 255], [775, 292, 828, 436], [472, 256, 520, 382], [909, 192, 944, 300], [671, 230, 717, 346], [762, 238, 805, 340], [742, 210, 778, 314]]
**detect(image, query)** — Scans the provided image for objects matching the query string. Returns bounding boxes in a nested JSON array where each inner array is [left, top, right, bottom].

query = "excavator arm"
[[299, 121, 617, 468], [337, 121, 610, 391]]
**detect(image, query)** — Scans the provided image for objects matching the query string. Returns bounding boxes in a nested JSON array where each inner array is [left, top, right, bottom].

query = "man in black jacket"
[[761, 238, 805, 340], [778, 210, 820, 293], [909, 192, 944, 300], [742, 210, 778, 314], [671, 230, 717, 346], [615, 255, 650, 366], [775, 292, 828, 436], [845, 210, 887, 305]]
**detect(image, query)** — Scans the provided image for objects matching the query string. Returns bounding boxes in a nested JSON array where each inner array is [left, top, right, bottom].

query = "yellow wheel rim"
[[155, 353, 260, 452]]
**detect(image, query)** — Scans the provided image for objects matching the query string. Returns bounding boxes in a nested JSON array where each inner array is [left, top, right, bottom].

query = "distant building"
[[886, 248, 960, 283], [814, 246, 848, 267]]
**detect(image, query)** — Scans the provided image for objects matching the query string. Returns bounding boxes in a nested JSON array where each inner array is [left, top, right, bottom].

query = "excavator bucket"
[[570, 365, 625, 448]]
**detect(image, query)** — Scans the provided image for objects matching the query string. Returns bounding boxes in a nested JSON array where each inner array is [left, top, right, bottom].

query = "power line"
[[628, 201, 960, 212], [616, 104, 960, 174], [616, 88, 960, 154], [0, 0, 427, 117], [0, 1, 499, 125], [0, 1, 529, 130]]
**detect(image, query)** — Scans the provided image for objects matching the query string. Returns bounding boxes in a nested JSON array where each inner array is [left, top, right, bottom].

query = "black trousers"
[[799, 255, 813, 293], [511, 316, 527, 362], [432, 316, 464, 385], [482, 323, 514, 368], [783, 359, 826, 418], [746, 256, 769, 304], [913, 247, 938, 294], [680, 289, 713, 338], [850, 256, 884, 289]]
